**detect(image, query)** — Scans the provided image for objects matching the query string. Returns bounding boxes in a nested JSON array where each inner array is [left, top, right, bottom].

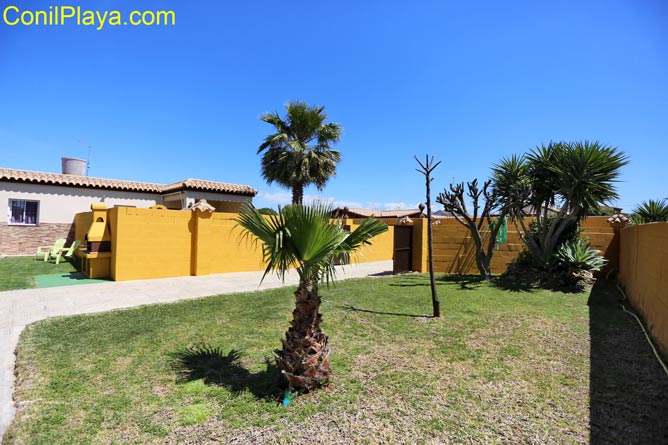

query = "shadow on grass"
[[492, 263, 593, 294], [368, 271, 394, 277], [388, 273, 485, 290], [339, 304, 432, 319], [492, 274, 534, 293], [171, 345, 282, 401], [588, 280, 668, 443], [438, 274, 485, 290], [386, 273, 431, 287]]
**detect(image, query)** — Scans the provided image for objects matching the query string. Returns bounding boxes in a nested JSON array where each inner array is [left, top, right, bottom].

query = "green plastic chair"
[[35, 239, 67, 262], [49, 240, 82, 265]]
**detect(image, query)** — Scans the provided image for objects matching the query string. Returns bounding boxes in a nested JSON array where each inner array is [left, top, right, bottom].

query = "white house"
[[1, 159, 257, 255]]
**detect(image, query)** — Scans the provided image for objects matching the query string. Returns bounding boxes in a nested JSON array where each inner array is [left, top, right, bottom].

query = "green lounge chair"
[[35, 238, 67, 262], [49, 240, 82, 265]]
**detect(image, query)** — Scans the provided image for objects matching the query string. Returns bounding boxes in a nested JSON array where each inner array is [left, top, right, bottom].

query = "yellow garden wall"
[[191, 212, 264, 276], [75, 208, 394, 281], [346, 218, 396, 264], [76, 208, 616, 283], [110, 207, 194, 281], [580, 217, 618, 274], [422, 218, 524, 275], [410, 216, 616, 275], [618, 222, 668, 356]]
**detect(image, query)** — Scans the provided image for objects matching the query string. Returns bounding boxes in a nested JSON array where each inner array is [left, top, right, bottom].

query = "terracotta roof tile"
[[346, 208, 421, 218], [333, 207, 450, 218], [0, 168, 257, 196], [163, 179, 257, 195]]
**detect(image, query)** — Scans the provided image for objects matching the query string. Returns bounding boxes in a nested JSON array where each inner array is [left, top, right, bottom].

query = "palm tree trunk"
[[292, 183, 304, 205], [275, 279, 331, 391]]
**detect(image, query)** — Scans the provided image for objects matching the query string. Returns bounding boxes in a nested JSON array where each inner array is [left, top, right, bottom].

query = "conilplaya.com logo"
[[1, 3, 176, 30]]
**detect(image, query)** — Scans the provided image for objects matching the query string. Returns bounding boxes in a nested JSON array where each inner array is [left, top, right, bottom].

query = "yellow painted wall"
[[110, 207, 194, 281], [74, 209, 396, 281], [345, 218, 395, 263], [75, 209, 616, 281], [74, 212, 92, 244], [411, 216, 615, 275], [618, 222, 668, 356], [411, 219, 429, 273], [408, 218, 524, 274], [581, 217, 619, 275], [192, 211, 265, 275]]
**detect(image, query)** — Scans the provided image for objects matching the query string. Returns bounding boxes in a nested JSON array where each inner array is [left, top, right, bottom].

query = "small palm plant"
[[632, 199, 668, 224], [236, 203, 387, 391]]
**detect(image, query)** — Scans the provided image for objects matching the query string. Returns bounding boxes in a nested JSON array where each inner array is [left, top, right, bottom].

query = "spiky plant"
[[236, 203, 387, 391], [553, 239, 607, 272], [492, 141, 628, 264], [632, 199, 668, 224]]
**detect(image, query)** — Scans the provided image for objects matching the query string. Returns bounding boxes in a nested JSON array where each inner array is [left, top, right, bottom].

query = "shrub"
[[528, 215, 580, 249], [631, 199, 668, 224], [553, 239, 606, 272]]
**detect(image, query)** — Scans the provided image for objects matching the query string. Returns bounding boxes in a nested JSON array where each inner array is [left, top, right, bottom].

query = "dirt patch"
[[588, 280, 668, 443]]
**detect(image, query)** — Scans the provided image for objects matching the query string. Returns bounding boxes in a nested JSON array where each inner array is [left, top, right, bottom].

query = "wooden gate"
[[393, 225, 413, 273]]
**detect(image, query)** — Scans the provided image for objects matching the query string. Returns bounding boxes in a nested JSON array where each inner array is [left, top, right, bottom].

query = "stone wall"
[[0, 222, 75, 256]]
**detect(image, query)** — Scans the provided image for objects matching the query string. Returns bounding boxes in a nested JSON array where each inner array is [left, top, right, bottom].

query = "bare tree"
[[436, 179, 506, 280], [415, 155, 441, 317]]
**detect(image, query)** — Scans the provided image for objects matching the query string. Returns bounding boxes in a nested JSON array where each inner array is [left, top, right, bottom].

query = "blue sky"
[[1, 0, 666, 211]]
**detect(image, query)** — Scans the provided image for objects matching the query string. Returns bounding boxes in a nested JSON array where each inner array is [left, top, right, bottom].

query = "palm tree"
[[632, 199, 668, 224], [258, 102, 343, 205], [493, 141, 628, 264], [236, 203, 387, 391]]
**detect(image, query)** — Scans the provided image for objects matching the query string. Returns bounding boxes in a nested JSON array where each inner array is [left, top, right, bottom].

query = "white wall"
[[182, 190, 252, 209], [1, 183, 160, 223]]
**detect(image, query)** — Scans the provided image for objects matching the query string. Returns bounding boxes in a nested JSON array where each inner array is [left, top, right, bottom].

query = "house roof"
[[162, 178, 257, 195], [0, 168, 257, 197], [333, 207, 451, 219]]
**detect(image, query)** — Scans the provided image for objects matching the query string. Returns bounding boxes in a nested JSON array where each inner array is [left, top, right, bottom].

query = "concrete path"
[[0, 260, 392, 441]]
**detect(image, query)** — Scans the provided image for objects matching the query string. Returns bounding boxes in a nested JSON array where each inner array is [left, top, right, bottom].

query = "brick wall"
[[0, 222, 75, 256]]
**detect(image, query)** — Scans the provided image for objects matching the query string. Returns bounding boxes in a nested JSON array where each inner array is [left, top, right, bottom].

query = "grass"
[[0, 256, 77, 291], [5, 274, 668, 444]]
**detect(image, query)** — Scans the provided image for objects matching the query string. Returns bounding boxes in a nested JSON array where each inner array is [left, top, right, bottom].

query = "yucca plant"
[[493, 141, 628, 264], [553, 239, 607, 272], [236, 202, 387, 391], [632, 199, 668, 224]]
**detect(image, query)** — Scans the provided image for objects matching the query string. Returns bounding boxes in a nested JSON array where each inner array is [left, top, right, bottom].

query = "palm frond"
[[236, 203, 387, 285], [632, 199, 668, 224], [257, 102, 343, 204]]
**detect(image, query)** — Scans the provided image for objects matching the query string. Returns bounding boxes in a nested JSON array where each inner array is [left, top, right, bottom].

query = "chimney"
[[61, 157, 87, 176]]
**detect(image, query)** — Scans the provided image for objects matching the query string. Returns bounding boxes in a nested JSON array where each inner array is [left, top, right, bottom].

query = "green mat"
[[35, 273, 111, 288]]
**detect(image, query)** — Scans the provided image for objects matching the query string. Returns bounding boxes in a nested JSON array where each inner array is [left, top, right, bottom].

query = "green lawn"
[[5, 275, 667, 444], [0, 256, 77, 291]]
